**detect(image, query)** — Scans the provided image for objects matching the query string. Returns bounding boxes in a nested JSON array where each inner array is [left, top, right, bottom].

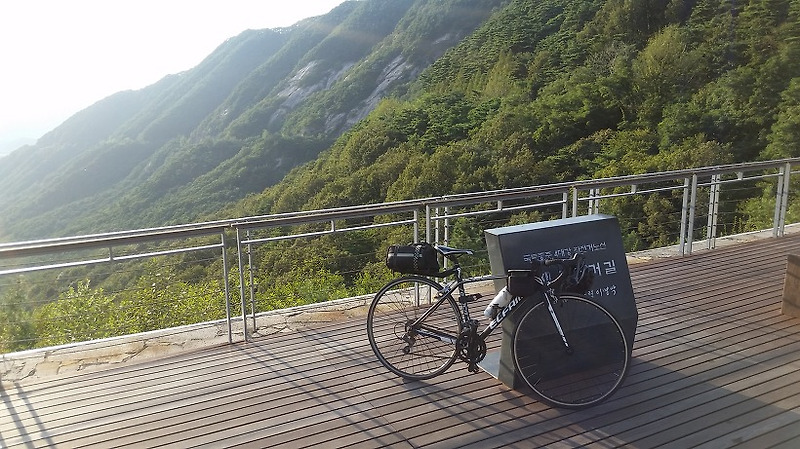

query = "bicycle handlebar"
[[530, 252, 584, 272], [532, 252, 590, 293], [542, 252, 584, 267]]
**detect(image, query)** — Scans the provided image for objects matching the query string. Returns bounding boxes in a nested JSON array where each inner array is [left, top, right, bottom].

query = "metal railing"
[[1, 158, 798, 355], [570, 159, 797, 253], [231, 201, 424, 337], [0, 223, 236, 350]]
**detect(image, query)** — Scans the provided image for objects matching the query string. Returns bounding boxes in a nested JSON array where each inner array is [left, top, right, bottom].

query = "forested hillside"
[[227, 0, 799, 219], [0, 0, 502, 241]]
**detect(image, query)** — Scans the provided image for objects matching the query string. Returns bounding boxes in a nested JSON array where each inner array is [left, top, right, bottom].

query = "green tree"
[[115, 264, 227, 333], [764, 78, 800, 158], [34, 280, 117, 347], [0, 279, 36, 352], [254, 256, 350, 311], [632, 24, 704, 124]]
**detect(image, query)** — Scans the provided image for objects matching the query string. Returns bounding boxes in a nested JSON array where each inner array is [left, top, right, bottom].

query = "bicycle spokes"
[[513, 294, 629, 409], [367, 277, 462, 380]]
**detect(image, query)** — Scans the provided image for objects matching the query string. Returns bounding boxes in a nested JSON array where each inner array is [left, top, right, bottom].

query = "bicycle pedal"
[[460, 293, 482, 303]]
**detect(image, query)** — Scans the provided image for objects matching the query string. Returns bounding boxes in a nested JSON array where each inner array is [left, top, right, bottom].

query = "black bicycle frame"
[[411, 276, 572, 353], [409, 275, 533, 343], [478, 294, 525, 339]]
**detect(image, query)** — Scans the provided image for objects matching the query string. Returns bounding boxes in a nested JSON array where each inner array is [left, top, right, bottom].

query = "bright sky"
[[0, 0, 346, 143]]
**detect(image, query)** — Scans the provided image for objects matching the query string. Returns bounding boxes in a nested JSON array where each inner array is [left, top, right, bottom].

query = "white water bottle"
[[484, 286, 512, 318]]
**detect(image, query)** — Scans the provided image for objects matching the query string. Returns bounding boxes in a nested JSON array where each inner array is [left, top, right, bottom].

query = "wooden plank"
[[741, 418, 800, 449]]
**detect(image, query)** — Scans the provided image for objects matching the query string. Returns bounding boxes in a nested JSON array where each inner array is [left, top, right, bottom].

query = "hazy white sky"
[[0, 0, 346, 143]]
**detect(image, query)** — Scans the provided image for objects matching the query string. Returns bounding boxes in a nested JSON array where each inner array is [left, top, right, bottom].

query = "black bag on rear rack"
[[386, 243, 440, 275]]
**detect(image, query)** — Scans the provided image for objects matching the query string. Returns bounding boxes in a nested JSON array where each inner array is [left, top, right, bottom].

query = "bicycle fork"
[[544, 291, 574, 355]]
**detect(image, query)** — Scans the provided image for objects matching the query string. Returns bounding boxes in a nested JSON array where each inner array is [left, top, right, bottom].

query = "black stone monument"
[[483, 214, 637, 389]]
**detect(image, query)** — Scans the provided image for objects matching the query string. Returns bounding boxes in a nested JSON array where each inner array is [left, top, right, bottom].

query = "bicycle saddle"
[[435, 245, 474, 257]]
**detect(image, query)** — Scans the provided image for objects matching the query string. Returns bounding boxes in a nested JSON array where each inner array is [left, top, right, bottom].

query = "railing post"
[[781, 162, 791, 235], [235, 227, 250, 342], [434, 207, 441, 244], [416, 208, 428, 306], [571, 186, 579, 217], [588, 188, 600, 215], [679, 177, 690, 256], [687, 174, 698, 255], [247, 230, 256, 332], [706, 174, 721, 250], [425, 204, 432, 244], [774, 162, 791, 237], [773, 165, 785, 237], [221, 231, 233, 344], [413, 209, 419, 243], [443, 206, 450, 269], [444, 206, 450, 246], [562, 191, 569, 219]]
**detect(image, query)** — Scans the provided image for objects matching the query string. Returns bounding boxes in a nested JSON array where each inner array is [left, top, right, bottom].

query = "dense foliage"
[[250, 0, 799, 217], [229, 0, 799, 254]]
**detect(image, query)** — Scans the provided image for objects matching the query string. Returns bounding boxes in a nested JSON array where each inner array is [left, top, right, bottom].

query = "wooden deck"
[[3, 233, 800, 448]]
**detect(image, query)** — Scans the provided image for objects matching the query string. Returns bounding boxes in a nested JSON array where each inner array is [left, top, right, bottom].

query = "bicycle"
[[366, 243, 630, 409]]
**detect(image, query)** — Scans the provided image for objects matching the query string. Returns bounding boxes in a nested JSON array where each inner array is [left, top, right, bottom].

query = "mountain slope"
[[220, 0, 800, 225], [0, 28, 290, 228], [0, 0, 503, 240]]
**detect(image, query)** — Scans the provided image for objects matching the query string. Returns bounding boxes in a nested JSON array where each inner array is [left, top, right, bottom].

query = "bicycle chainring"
[[456, 326, 487, 371]]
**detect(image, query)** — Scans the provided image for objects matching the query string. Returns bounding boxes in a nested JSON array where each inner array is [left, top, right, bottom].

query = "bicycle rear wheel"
[[367, 276, 461, 380], [512, 293, 629, 409]]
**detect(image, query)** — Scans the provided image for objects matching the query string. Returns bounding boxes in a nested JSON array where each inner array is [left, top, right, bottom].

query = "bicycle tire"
[[512, 293, 629, 409], [367, 276, 461, 380]]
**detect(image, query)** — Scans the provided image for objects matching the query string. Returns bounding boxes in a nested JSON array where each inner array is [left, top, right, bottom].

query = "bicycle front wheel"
[[367, 276, 461, 380], [512, 293, 629, 409]]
